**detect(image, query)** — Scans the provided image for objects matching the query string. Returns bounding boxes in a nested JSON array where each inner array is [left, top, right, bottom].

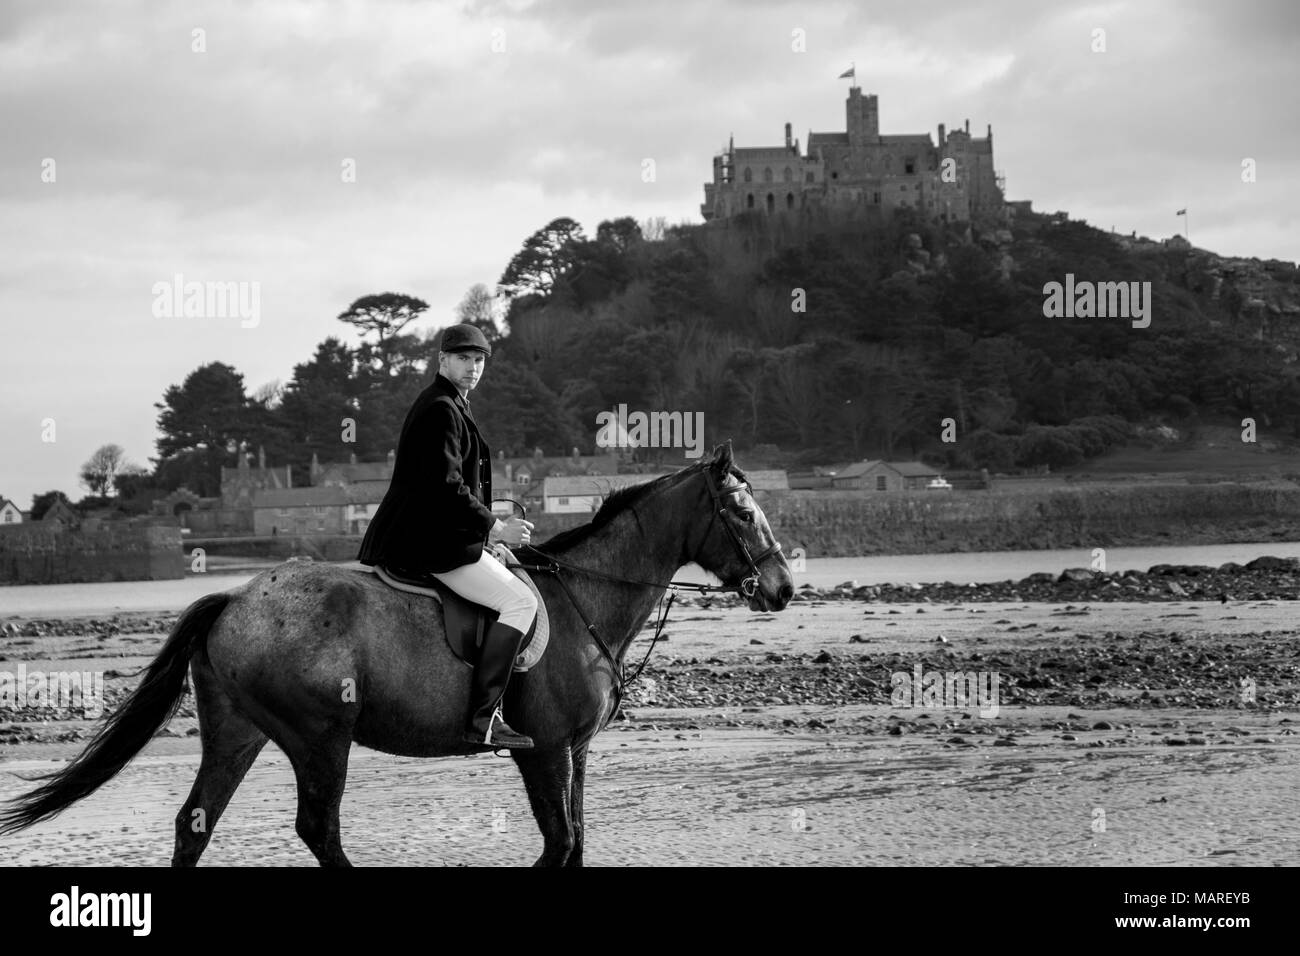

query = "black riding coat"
[[357, 372, 496, 573]]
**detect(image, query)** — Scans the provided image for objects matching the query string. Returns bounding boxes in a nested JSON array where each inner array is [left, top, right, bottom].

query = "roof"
[[0, 498, 19, 511], [542, 474, 670, 497], [506, 454, 619, 480], [834, 460, 941, 479], [253, 487, 350, 509], [317, 461, 392, 483], [808, 132, 849, 148]]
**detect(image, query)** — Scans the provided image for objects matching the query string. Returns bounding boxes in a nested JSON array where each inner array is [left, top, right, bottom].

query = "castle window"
[[786, 192, 794, 209], [831, 171, 838, 180], [883, 155, 893, 171], [747, 193, 755, 208], [873, 192, 881, 204], [805, 171, 814, 183], [783, 167, 793, 182], [763, 167, 773, 183], [905, 158, 915, 175], [743, 167, 752, 183], [766, 193, 775, 213]]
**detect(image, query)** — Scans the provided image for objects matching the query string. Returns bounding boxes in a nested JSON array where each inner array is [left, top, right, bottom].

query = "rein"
[[508, 470, 784, 717]]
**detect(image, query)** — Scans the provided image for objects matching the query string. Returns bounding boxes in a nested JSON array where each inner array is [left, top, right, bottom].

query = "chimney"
[[506, 463, 513, 481], [784, 122, 792, 148], [938, 123, 945, 148], [965, 118, 970, 134], [286, 465, 291, 489]]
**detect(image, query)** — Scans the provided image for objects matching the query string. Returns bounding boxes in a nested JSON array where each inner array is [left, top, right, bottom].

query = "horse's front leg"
[[513, 747, 574, 866], [565, 742, 590, 867]]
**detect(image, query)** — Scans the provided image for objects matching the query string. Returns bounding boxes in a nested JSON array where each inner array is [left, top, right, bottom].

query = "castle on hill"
[[702, 85, 1004, 225]]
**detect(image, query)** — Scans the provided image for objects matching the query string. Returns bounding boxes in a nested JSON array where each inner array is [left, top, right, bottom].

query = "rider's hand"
[[496, 516, 534, 547]]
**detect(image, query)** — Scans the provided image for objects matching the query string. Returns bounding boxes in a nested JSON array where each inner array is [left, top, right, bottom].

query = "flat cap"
[[439, 323, 492, 356]]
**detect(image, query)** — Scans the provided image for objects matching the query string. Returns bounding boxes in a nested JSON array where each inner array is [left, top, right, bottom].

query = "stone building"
[[702, 86, 1003, 225], [831, 460, 942, 491]]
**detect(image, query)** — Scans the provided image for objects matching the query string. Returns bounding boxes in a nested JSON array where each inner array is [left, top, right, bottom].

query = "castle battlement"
[[702, 88, 1004, 225]]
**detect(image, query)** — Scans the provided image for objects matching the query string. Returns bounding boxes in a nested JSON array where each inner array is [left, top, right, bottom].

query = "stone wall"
[[757, 484, 1300, 557], [0, 521, 184, 585]]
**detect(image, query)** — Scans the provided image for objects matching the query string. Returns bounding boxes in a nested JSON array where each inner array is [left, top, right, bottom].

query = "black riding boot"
[[463, 620, 534, 749]]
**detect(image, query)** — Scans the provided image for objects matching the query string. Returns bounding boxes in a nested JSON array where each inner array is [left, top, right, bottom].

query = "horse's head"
[[686, 442, 794, 612]]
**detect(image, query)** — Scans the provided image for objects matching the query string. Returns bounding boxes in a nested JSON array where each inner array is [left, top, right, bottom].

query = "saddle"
[[350, 545, 550, 672]]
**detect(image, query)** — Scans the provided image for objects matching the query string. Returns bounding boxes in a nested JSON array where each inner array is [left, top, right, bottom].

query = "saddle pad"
[[347, 552, 549, 672]]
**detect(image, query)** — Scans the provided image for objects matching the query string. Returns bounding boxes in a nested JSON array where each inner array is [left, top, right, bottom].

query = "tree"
[[80, 443, 132, 496], [497, 217, 587, 302], [29, 490, 71, 521], [455, 284, 502, 346], [154, 362, 250, 495], [277, 338, 362, 464], [337, 293, 429, 378]]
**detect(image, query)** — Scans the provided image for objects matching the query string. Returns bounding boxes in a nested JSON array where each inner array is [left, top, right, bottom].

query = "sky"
[[1, 0, 1296, 508]]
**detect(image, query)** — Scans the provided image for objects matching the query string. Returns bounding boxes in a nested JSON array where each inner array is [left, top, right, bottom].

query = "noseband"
[[700, 469, 784, 598]]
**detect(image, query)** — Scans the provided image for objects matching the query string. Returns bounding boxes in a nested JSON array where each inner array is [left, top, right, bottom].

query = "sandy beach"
[[1, 595, 1297, 866]]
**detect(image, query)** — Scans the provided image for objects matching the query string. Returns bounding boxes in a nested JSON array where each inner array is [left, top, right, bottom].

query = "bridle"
[[507, 467, 786, 712], [696, 468, 784, 600]]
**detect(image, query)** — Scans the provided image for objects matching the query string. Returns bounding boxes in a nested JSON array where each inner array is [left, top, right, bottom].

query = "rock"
[[749, 639, 764, 645], [1021, 572, 1056, 585], [812, 650, 833, 664], [1245, 556, 1300, 571], [1092, 721, 1114, 730], [1058, 568, 1095, 583], [935, 635, 948, 643], [1167, 581, 1187, 597]]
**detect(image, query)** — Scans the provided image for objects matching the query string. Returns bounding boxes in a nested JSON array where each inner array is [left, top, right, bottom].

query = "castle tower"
[[846, 88, 879, 145]]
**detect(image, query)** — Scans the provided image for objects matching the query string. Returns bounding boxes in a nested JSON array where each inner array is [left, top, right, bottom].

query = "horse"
[[0, 442, 793, 866]]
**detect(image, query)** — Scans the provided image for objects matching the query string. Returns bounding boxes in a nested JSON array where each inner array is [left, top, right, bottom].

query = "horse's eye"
[[739, 510, 755, 523]]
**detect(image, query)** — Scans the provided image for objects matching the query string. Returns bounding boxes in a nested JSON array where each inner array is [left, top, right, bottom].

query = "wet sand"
[[1, 599, 1297, 866]]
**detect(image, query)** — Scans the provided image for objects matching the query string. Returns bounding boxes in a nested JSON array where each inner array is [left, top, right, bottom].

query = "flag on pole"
[[1175, 208, 1187, 216], [838, 65, 855, 79]]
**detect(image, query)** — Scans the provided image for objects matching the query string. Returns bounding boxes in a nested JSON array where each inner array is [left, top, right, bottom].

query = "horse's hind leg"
[[286, 731, 353, 867], [173, 661, 268, 867], [565, 742, 590, 868], [513, 747, 574, 866]]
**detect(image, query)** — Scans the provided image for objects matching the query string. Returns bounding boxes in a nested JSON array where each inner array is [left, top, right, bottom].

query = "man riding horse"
[[357, 323, 538, 750]]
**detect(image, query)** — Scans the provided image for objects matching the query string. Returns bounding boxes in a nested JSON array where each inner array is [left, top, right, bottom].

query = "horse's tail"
[[0, 592, 230, 835]]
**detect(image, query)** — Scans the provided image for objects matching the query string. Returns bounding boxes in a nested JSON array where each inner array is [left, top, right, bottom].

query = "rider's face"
[[440, 350, 486, 391]]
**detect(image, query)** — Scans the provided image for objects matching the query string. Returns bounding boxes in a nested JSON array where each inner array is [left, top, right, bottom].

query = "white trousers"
[[430, 550, 537, 633]]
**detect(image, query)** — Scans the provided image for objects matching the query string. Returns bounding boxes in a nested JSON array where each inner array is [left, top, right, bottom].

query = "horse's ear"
[[710, 441, 735, 471]]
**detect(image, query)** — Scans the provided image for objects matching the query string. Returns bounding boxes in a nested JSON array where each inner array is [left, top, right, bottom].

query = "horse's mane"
[[533, 459, 749, 554]]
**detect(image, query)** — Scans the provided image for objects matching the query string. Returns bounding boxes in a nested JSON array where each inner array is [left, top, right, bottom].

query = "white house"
[[0, 498, 23, 526]]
